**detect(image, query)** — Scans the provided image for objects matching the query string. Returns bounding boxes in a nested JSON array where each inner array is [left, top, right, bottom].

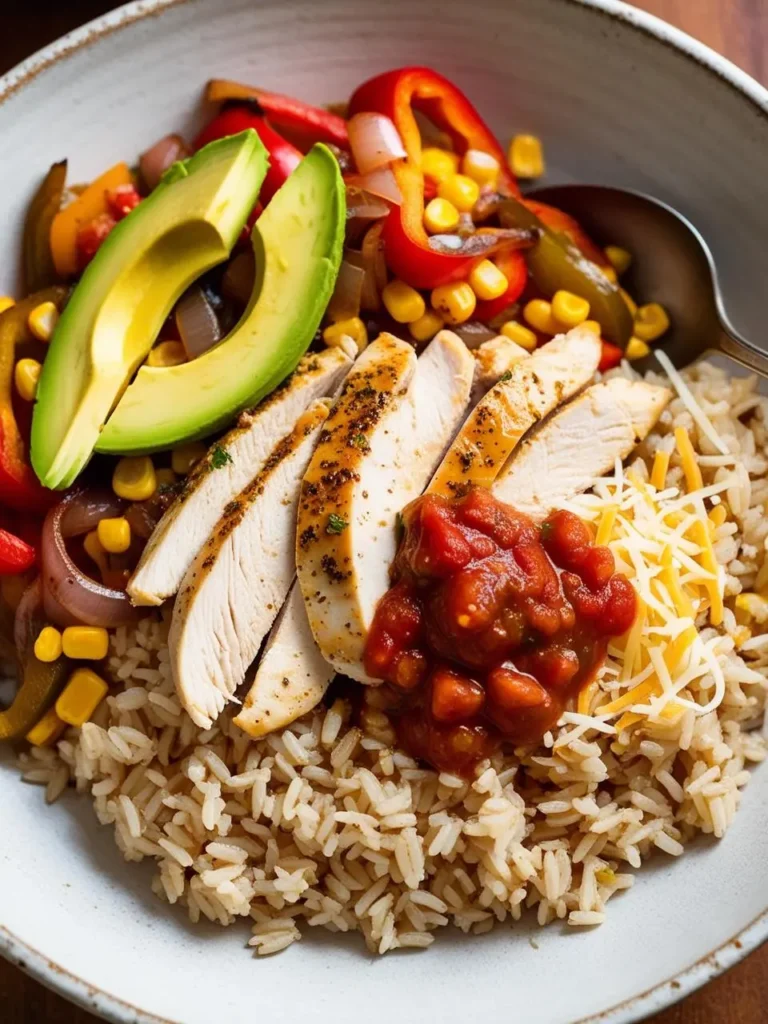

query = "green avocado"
[[31, 130, 268, 489], [95, 143, 345, 455]]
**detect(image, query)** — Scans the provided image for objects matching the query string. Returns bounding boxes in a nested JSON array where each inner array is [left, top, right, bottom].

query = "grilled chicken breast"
[[493, 377, 672, 517], [428, 325, 601, 497], [296, 330, 474, 684], [170, 401, 331, 729], [127, 348, 351, 607], [471, 335, 531, 402]]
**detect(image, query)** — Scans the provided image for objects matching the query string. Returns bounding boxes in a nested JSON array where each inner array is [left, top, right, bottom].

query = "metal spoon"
[[528, 184, 768, 376]]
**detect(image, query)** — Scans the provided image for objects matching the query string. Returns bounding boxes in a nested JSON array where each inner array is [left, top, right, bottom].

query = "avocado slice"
[[31, 130, 268, 489], [96, 143, 345, 455]]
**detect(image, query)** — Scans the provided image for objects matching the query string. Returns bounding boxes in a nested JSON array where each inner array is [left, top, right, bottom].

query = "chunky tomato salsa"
[[364, 487, 636, 774]]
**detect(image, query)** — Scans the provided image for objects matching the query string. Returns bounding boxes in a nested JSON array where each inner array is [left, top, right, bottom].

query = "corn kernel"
[[461, 149, 500, 187], [601, 264, 618, 284], [171, 443, 206, 476], [0, 296, 15, 315], [552, 290, 590, 327], [62, 626, 110, 661], [582, 320, 602, 334], [382, 280, 426, 324], [423, 197, 460, 234], [500, 320, 537, 351], [614, 291, 636, 321], [83, 530, 108, 576], [626, 336, 650, 360], [408, 310, 444, 344], [34, 626, 63, 663], [147, 340, 186, 367], [431, 282, 476, 325], [469, 260, 509, 301], [420, 147, 460, 183], [27, 300, 59, 342], [112, 456, 156, 501], [155, 468, 178, 490], [97, 516, 131, 554], [508, 134, 545, 179], [523, 298, 560, 335], [26, 708, 66, 747], [14, 358, 41, 402], [634, 302, 670, 342], [605, 246, 632, 276], [56, 668, 109, 727], [437, 174, 480, 214], [323, 316, 368, 354]]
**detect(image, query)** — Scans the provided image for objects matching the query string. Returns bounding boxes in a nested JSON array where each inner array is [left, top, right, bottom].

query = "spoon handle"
[[716, 327, 768, 378]]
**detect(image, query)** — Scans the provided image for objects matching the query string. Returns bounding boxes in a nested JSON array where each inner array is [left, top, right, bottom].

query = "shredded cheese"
[[674, 426, 703, 492], [650, 449, 670, 491], [654, 349, 729, 455]]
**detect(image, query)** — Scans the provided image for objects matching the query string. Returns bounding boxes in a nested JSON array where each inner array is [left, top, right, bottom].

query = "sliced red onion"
[[139, 134, 190, 192], [327, 257, 365, 322], [350, 167, 403, 206], [221, 251, 256, 307], [175, 286, 222, 359], [347, 112, 406, 175], [41, 489, 144, 628], [428, 226, 537, 257]]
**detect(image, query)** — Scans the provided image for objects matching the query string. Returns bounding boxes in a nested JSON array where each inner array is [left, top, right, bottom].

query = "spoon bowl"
[[528, 184, 768, 376]]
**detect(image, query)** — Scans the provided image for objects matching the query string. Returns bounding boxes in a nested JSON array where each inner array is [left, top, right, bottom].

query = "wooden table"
[[1, 1, 767, 1021]]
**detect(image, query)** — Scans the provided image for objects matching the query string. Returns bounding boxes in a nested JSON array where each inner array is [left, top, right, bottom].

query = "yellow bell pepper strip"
[[0, 652, 68, 741], [49, 162, 133, 278], [0, 289, 67, 511], [23, 160, 67, 292]]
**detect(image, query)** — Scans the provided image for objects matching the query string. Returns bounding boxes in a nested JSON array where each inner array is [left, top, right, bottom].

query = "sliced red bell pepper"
[[194, 104, 302, 202], [474, 249, 527, 322], [349, 67, 521, 290], [598, 340, 624, 372], [206, 80, 349, 148], [0, 528, 36, 574]]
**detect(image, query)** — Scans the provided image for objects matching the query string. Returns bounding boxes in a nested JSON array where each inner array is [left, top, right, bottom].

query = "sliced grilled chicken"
[[233, 582, 328, 738], [493, 377, 672, 518], [428, 325, 601, 497], [170, 401, 331, 730], [471, 334, 531, 402], [127, 347, 351, 607], [296, 330, 474, 684]]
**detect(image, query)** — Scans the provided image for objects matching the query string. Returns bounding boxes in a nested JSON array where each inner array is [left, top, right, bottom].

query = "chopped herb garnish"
[[499, 370, 513, 383], [210, 444, 233, 470], [352, 433, 370, 451], [326, 513, 348, 535]]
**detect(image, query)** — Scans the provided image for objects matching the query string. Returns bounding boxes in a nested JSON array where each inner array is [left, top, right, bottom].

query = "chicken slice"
[[492, 377, 672, 518], [471, 334, 531, 402], [170, 401, 331, 729], [127, 347, 352, 607], [296, 330, 474, 685], [428, 325, 601, 497]]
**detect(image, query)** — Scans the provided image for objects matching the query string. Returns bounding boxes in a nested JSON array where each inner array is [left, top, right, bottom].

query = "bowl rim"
[[1, 1, 767, 1022]]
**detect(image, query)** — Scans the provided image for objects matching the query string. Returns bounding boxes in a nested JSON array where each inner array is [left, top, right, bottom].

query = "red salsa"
[[364, 487, 636, 775]]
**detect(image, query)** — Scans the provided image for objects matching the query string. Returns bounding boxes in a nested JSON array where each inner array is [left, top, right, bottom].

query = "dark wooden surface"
[[1, 1, 767, 1021]]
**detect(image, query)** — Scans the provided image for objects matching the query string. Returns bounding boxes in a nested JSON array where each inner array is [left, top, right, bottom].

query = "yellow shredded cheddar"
[[595, 506, 617, 547], [650, 449, 670, 491], [674, 426, 703, 493], [688, 519, 724, 626]]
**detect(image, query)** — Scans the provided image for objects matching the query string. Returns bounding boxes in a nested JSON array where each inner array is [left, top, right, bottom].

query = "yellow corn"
[[113, 455, 156, 500], [171, 443, 206, 476], [56, 668, 109, 727], [27, 300, 59, 342], [436, 174, 480, 214], [508, 134, 545, 179], [323, 316, 368, 352], [523, 298, 559, 335], [601, 265, 618, 284], [382, 280, 426, 324], [634, 302, 670, 342], [461, 149, 500, 187], [500, 320, 537, 351], [619, 288, 637, 318], [408, 310, 444, 344], [650, 449, 670, 490], [14, 358, 41, 402], [595, 867, 617, 886], [605, 246, 632, 276], [147, 340, 186, 368], [625, 337, 650, 360], [431, 282, 476, 325], [551, 290, 590, 327], [83, 529, 108, 575], [97, 516, 131, 554], [34, 626, 63, 663], [0, 296, 15, 315], [582, 319, 602, 334], [423, 197, 460, 234], [469, 259, 509, 301], [62, 626, 110, 661], [421, 147, 460, 183], [26, 708, 66, 747]]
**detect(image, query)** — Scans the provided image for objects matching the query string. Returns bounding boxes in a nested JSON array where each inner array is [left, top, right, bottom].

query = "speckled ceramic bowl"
[[1, 2, 767, 1022]]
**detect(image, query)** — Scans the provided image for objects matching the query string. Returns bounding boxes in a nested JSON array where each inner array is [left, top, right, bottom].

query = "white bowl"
[[1, 2, 767, 1022]]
